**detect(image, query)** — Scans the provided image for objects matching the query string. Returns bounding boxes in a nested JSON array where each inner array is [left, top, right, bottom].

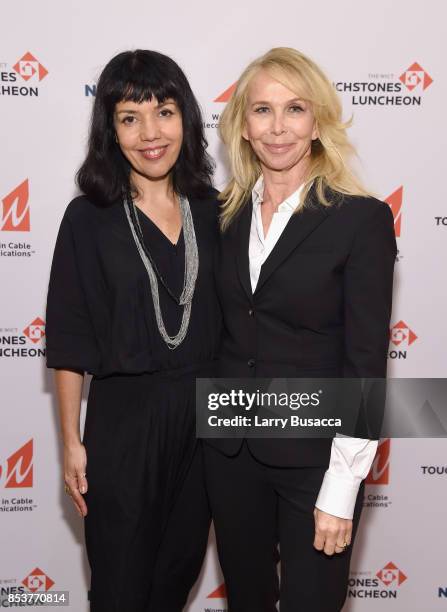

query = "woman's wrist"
[[62, 435, 82, 449]]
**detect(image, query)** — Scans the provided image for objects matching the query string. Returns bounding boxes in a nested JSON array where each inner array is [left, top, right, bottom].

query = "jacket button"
[[247, 359, 255, 367], [248, 309, 254, 316]]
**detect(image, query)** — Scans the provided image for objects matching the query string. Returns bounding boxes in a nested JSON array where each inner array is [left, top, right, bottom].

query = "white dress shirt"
[[249, 176, 378, 519]]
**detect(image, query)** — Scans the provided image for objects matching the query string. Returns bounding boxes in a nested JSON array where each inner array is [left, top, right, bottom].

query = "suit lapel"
[[235, 198, 254, 302], [254, 199, 331, 295]]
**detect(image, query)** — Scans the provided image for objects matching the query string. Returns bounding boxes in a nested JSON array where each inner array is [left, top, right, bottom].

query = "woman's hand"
[[64, 442, 88, 518], [313, 507, 352, 555]]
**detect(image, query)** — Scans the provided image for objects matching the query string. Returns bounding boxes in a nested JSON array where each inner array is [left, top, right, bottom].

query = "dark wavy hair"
[[77, 50, 214, 205]]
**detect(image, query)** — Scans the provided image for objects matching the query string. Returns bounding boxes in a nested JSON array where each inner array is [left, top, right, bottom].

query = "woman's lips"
[[263, 143, 295, 154], [140, 145, 168, 160]]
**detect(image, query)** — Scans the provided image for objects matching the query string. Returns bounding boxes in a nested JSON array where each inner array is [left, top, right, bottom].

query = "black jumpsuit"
[[46, 191, 221, 612]]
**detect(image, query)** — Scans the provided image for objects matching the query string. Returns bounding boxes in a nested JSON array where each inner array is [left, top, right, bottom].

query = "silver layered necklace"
[[123, 191, 199, 350]]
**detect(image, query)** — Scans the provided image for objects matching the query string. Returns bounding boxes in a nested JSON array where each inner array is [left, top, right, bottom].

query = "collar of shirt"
[[252, 175, 304, 214]]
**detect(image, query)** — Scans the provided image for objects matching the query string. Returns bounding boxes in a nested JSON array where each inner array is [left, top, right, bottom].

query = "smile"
[[140, 146, 168, 160], [263, 143, 295, 154]]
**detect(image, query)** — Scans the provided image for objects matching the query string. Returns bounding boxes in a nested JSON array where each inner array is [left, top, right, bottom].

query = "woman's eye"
[[122, 116, 136, 125], [254, 106, 269, 114], [159, 108, 174, 117], [289, 105, 304, 113]]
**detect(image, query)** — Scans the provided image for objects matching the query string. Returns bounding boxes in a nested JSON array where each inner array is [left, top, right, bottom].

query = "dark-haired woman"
[[46, 50, 220, 612]]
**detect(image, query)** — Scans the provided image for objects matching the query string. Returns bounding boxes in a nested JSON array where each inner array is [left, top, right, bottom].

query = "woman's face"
[[242, 69, 318, 175], [114, 97, 183, 182]]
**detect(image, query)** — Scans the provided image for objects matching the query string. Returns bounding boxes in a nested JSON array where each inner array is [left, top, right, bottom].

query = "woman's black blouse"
[[45, 191, 221, 377]]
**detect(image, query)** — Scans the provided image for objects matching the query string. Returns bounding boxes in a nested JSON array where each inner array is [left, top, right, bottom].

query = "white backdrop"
[[1, 1, 446, 610]]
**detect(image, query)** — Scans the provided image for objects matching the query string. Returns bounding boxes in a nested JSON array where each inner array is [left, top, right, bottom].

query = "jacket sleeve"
[[315, 202, 397, 518], [343, 201, 397, 378], [45, 207, 100, 373]]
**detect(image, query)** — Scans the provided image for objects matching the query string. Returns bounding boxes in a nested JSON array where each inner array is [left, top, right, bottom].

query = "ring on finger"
[[64, 484, 71, 495]]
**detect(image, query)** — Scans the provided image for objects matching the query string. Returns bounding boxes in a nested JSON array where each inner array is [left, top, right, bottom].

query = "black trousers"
[[204, 441, 364, 612], [83, 370, 211, 612]]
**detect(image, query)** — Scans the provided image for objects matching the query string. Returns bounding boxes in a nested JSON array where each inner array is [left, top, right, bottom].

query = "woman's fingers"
[[77, 470, 88, 495], [65, 475, 88, 517], [63, 443, 88, 517]]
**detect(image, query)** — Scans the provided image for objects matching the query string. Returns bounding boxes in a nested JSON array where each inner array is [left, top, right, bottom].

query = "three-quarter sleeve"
[[46, 208, 100, 373]]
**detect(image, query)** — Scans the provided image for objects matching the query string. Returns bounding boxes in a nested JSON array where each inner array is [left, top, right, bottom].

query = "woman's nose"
[[140, 117, 161, 141]]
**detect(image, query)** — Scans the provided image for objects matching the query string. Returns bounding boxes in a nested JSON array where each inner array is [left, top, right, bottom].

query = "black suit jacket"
[[207, 188, 397, 467]]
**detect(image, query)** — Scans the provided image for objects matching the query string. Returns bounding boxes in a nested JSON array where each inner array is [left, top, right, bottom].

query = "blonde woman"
[[203, 48, 396, 611]]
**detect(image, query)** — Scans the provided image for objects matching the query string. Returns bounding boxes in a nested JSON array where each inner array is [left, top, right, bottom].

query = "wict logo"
[[207, 583, 227, 598], [205, 583, 227, 612], [214, 83, 236, 103], [376, 562, 407, 588], [13, 53, 48, 83], [0, 52, 48, 97], [399, 62, 433, 92], [22, 568, 54, 593], [384, 186, 403, 238], [335, 61, 433, 107], [348, 563, 407, 599], [389, 320, 418, 359], [23, 317, 45, 344], [366, 439, 390, 485], [204, 82, 237, 131], [0, 318, 46, 358], [0, 440, 33, 488], [1, 180, 30, 232]]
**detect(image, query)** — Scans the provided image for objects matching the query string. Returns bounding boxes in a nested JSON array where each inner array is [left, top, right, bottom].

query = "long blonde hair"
[[219, 47, 369, 230]]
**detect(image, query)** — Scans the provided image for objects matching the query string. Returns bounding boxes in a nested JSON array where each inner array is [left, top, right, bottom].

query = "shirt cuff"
[[315, 471, 362, 519]]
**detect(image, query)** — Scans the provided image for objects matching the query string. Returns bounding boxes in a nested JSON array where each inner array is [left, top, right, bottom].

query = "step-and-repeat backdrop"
[[1, 1, 446, 610]]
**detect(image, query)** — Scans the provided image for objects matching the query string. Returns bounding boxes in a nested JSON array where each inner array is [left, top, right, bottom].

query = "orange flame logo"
[[1, 179, 30, 231], [385, 186, 403, 237], [208, 583, 227, 598], [0, 439, 33, 488], [214, 82, 237, 103], [366, 438, 390, 484]]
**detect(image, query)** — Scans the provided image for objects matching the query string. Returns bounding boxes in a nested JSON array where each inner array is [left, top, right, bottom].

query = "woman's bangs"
[[110, 72, 181, 106], [267, 64, 316, 107]]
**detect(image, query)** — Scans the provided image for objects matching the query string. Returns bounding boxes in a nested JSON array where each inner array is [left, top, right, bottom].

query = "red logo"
[[1, 179, 30, 231], [376, 562, 407, 587], [0, 440, 33, 488], [13, 52, 48, 82], [399, 62, 433, 91], [385, 186, 403, 237], [390, 321, 418, 348], [22, 568, 54, 592], [208, 583, 227, 598], [214, 82, 237, 103], [366, 439, 390, 484], [23, 317, 46, 344]]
